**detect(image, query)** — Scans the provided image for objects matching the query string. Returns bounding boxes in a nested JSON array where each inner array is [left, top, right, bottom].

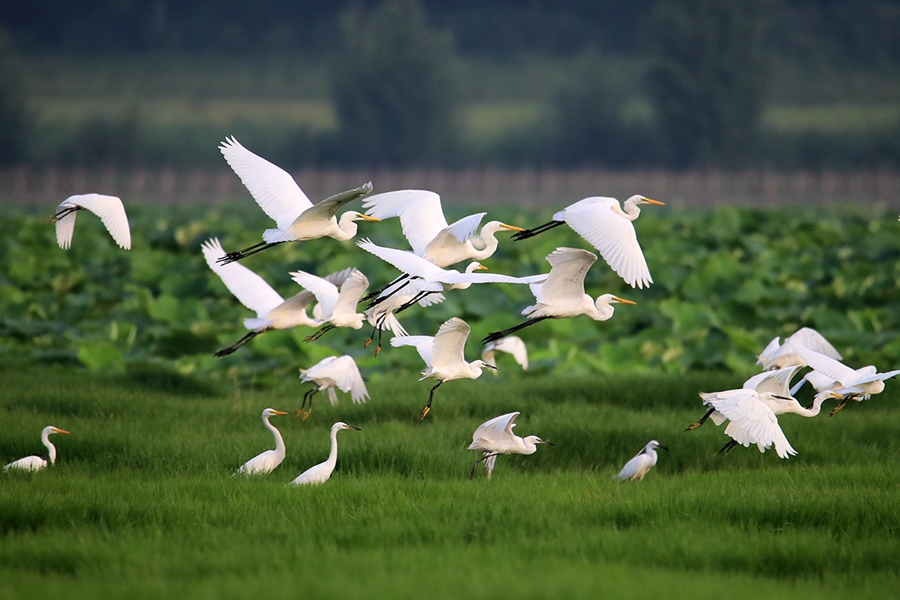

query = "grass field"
[[1, 364, 898, 599]]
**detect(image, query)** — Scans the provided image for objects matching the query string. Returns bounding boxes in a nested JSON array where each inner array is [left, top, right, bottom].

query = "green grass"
[[1, 366, 898, 599]]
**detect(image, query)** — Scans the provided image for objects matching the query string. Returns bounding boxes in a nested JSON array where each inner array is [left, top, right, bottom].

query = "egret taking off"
[[290, 268, 370, 342], [483, 247, 635, 344], [216, 137, 379, 263], [468, 412, 553, 479], [288, 422, 360, 486], [614, 440, 667, 481], [391, 317, 497, 419], [234, 408, 289, 476], [512, 195, 664, 289], [4, 426, 70, 472], [50, 194, 131, 250], [482, 336, 529, 373], [297, 355, 370, 420]]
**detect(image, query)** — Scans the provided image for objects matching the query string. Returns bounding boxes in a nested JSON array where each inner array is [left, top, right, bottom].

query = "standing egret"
[[483, 248, 634, 344], [288, 422, 360, 486], [50, 194, 131, 250], [202, 238, 353, 356], [234, 408, 289, 476], [512, 195, 664, 289], [468, 412, 553, 479], [4, 426, 70, 472], [391, 317, 497, 419], [216, 137, 379, 264], [614, 440, 667, 481], [297, 355, 369, 420], [482, 336, 529, 374], [289, 269, 370, 342]]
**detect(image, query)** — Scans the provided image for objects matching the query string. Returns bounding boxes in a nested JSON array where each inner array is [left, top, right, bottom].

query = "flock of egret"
[[8, 135, 897, 484]]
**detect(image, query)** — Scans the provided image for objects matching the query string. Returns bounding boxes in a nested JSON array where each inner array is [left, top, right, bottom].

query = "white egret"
[[362, 278, 447, 356], [50, 194, 131, 250], [297, 355, 370, 420], [288, 422, 360, 486], [391, 317, 497, 419], [757, 327, 842, 371], [4, 426, 70, 472], [202, 238, 354, 356], [512, 195, 664, 289], [289, 269, 370, 342], [483, 247, 635, 344], [216, 137, 379, 263], [468, 412, 553, 479], [614, 440, 667, 481], [234, 408, 289, 476], [482, 336, 529, 374]]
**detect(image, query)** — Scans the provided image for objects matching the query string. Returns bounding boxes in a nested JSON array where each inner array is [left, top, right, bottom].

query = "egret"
[[614, 440, 667, 481], [289, 269, 370, 342], [363, 278, 447, 356], [297, 355, 370, 420], [482, 247, 635, 344], [391, 317, 497, 419], [216, 137, 379, 263], [468, 412, 553, 479], [757, 327, 842, 370], [482, 336, 529, 373], [202, 238, 354, 356], [234, 408, 289, 476], [50, 194, 131, 250], [288, 422, 360, 486], [4, 426, 70, 472], [512, 195, 664, 289]]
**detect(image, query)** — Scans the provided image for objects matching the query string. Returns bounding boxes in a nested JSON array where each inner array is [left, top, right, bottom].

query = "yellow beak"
[[53, 428, 71, 435], [643, 198, 665, 206], [272, 410, 289, 416], [500, 223, 526, 232], [613, 296, 636, 305], [359, 214, 382, 222]]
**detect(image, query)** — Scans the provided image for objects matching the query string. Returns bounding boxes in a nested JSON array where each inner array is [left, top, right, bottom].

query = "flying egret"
[[757, 327, 842, 371], [512, 195, 664, 289], [614, 440, 667, 481], [289, 269, 370, 342], [468, 412, 553, 479], [50, 194, 131, 250], [391, 317, 497, 419], [288, 422, 360, 486], [362, 278, 447, 356], [202, 238, 354, 356], [4, 426, 70, 472], [482, 336, 529, 374], [216, 137, 379, 263], [482, 247, 635, 344], [297, 355, 370, 420], [234, 408, 289, 476]]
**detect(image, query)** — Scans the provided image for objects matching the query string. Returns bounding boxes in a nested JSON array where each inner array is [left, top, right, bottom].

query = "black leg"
[[469, 452, 500, 480], [685, 407, 715, 431], [719, 439, 739, 454], [217, 241, 281, 265], [363, 273, 411, 303], [395, 290, 432, 314], [48, 205, 81, 222], [215, 330, 261, 357], [482, 316, 550, 344], [511, 220, 564, 241], [421, 380, 443, 420], [296, 387, 318, 420], [304, 323, 335, 343]]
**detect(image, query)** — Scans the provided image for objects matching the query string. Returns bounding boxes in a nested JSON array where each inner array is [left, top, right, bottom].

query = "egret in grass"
[[391, 317, 497, 419], [512, 195, 664, 289], [614, 440, 667, 481], [202, 238, 354, 356], [482, 336, 529, 374], [468, 412, 553, 479], [297, 355, 370, 420], [483, 247, 634, 344], [50, 194, 131, 250], [234, 408, 289, 476], [216, 136, 379, 263], [4, 426, 70, 472], [288, 422, 360, 486], [289, 268, 370, 342]]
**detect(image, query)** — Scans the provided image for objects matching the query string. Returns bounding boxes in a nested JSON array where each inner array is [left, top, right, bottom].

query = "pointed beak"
[[500, 223, 526, 232], [477, 264, 489, 271], [643, 198, 665, 206], [657, 445, 669, 451], [484, 363, 499, 370], [272, 410, 289, 416], [612, 296, 636, 305], [539, 439, 555, 446], [347, 425, 361, 431], [53, 428, 71, 435], [360, 214, 382, 222]]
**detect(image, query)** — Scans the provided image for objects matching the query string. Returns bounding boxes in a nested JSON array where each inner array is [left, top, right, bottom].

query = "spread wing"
[[430, 317, 471, 372], [307, 355, 369, 404], [793, 346, 859, 386], [290, 271, 339, 320], [537, 248, 598, 305], [361, 189, 449, 255], [332, 269, 369, 316], [357, 239, 450, 282], [297, 182, 373, 223], [56, 194, 131, 250], [708, 390, 797, 459], [486, 336, 529, 370], [743, 365, 803, 397], [470, 412, 519, 447], [391, 335, 434, 368], [202, 238, 284, 317], [787, 328, 842, 360]]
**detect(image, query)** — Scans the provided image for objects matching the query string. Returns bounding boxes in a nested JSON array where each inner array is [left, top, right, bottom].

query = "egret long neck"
[[620, 198, 641, 221], [790, 392, 833, 418], [326, 427, 340, 469], [42, 431, 57, 464], [264, 416, 286, 457], [589, 296, 615, 321], [469, 229, 500, 261], [334, 213, 358, 241]]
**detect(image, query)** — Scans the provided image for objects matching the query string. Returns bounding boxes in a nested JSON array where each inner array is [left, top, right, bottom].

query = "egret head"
[[487, 221, 525, 234], [647, 440, 668, 452], [627, 195, 666, 207], [473, 360, 498, 373], [262, 408, 289, 419], [44, 426, 70, 437], [465, 261, 489, 274], [333, 422, 361, 431], [346, 211, 382, 223]]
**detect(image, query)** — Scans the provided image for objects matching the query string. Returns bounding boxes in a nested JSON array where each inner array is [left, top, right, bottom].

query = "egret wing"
[[537, 248, 598, 304], [290, 271, 339, 320], [202, 238, 284, 317], [756, 336, 782, 367], [430, 317, 471, 372], [491, 336, 528, 370], [332, 269, 369, 317], [54, 200, 78, 249], [361, 189, 448, 255], [58, 194, 132, 249], [295, 182, 373, 223], [423, 212, 487, 260], [709, 390, 797, 458], [391, 335, 434, 368], [788, 327, 842, 360], [357, 239, 449, 281], [470, 412, 519, 447], [744, 365, 803, 396], [793, 346, 858, 386]]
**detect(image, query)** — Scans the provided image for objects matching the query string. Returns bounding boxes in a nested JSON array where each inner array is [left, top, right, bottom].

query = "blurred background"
[[1, 0, 899, 206]]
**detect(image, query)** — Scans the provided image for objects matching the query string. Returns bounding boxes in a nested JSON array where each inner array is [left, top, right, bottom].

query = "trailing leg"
[[685, 407, 715, 432], [215, 330, 261, 357]]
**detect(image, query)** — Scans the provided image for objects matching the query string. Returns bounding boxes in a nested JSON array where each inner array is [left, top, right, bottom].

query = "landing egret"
[[288, 422, 360, 486], [216, 137, 379, 263], [289, 269, 369, 342], [483, 247, 634, 344], [4, 426, 70, 472], [482, 336, 529, 373], [468, 412, 553, 479], [297, 355, 369, 420], [512, 195, 664, 289], [391, 317, 497, 419], [234, 408, 289, 476], [50, 194, 131, 250], [614, 440, 667, 481]]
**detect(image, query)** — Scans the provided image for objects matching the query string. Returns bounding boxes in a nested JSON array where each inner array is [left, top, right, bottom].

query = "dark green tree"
[[644, 0, 773, 167], [0, 28, 31, 163], [329, 0, 460, 166]]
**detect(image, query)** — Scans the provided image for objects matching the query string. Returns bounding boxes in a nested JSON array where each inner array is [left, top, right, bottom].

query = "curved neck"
[[789, 393, 833, 418], [469, 229, 500, 260], [334, 213, 358, 240], [619, 198, 641, 221], [263, 416, 286, 456], [326, 427, 341, 469], [42, 433, 57, 464], [588, 297, 614, 321]]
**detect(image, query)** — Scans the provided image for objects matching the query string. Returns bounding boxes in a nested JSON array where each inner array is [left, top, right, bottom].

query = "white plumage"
[[52, 194, 131, 250], [234, 408, 289, 476], [468, 412, 552, 479], [792, 345, 900, 414], [288, 422, 360, 486], [290, 268, 370, 341], [615, 440, 667, 481], [297, 355, 369, 419], [482, 336, 529, 374], [4, 426, 70, 472]]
